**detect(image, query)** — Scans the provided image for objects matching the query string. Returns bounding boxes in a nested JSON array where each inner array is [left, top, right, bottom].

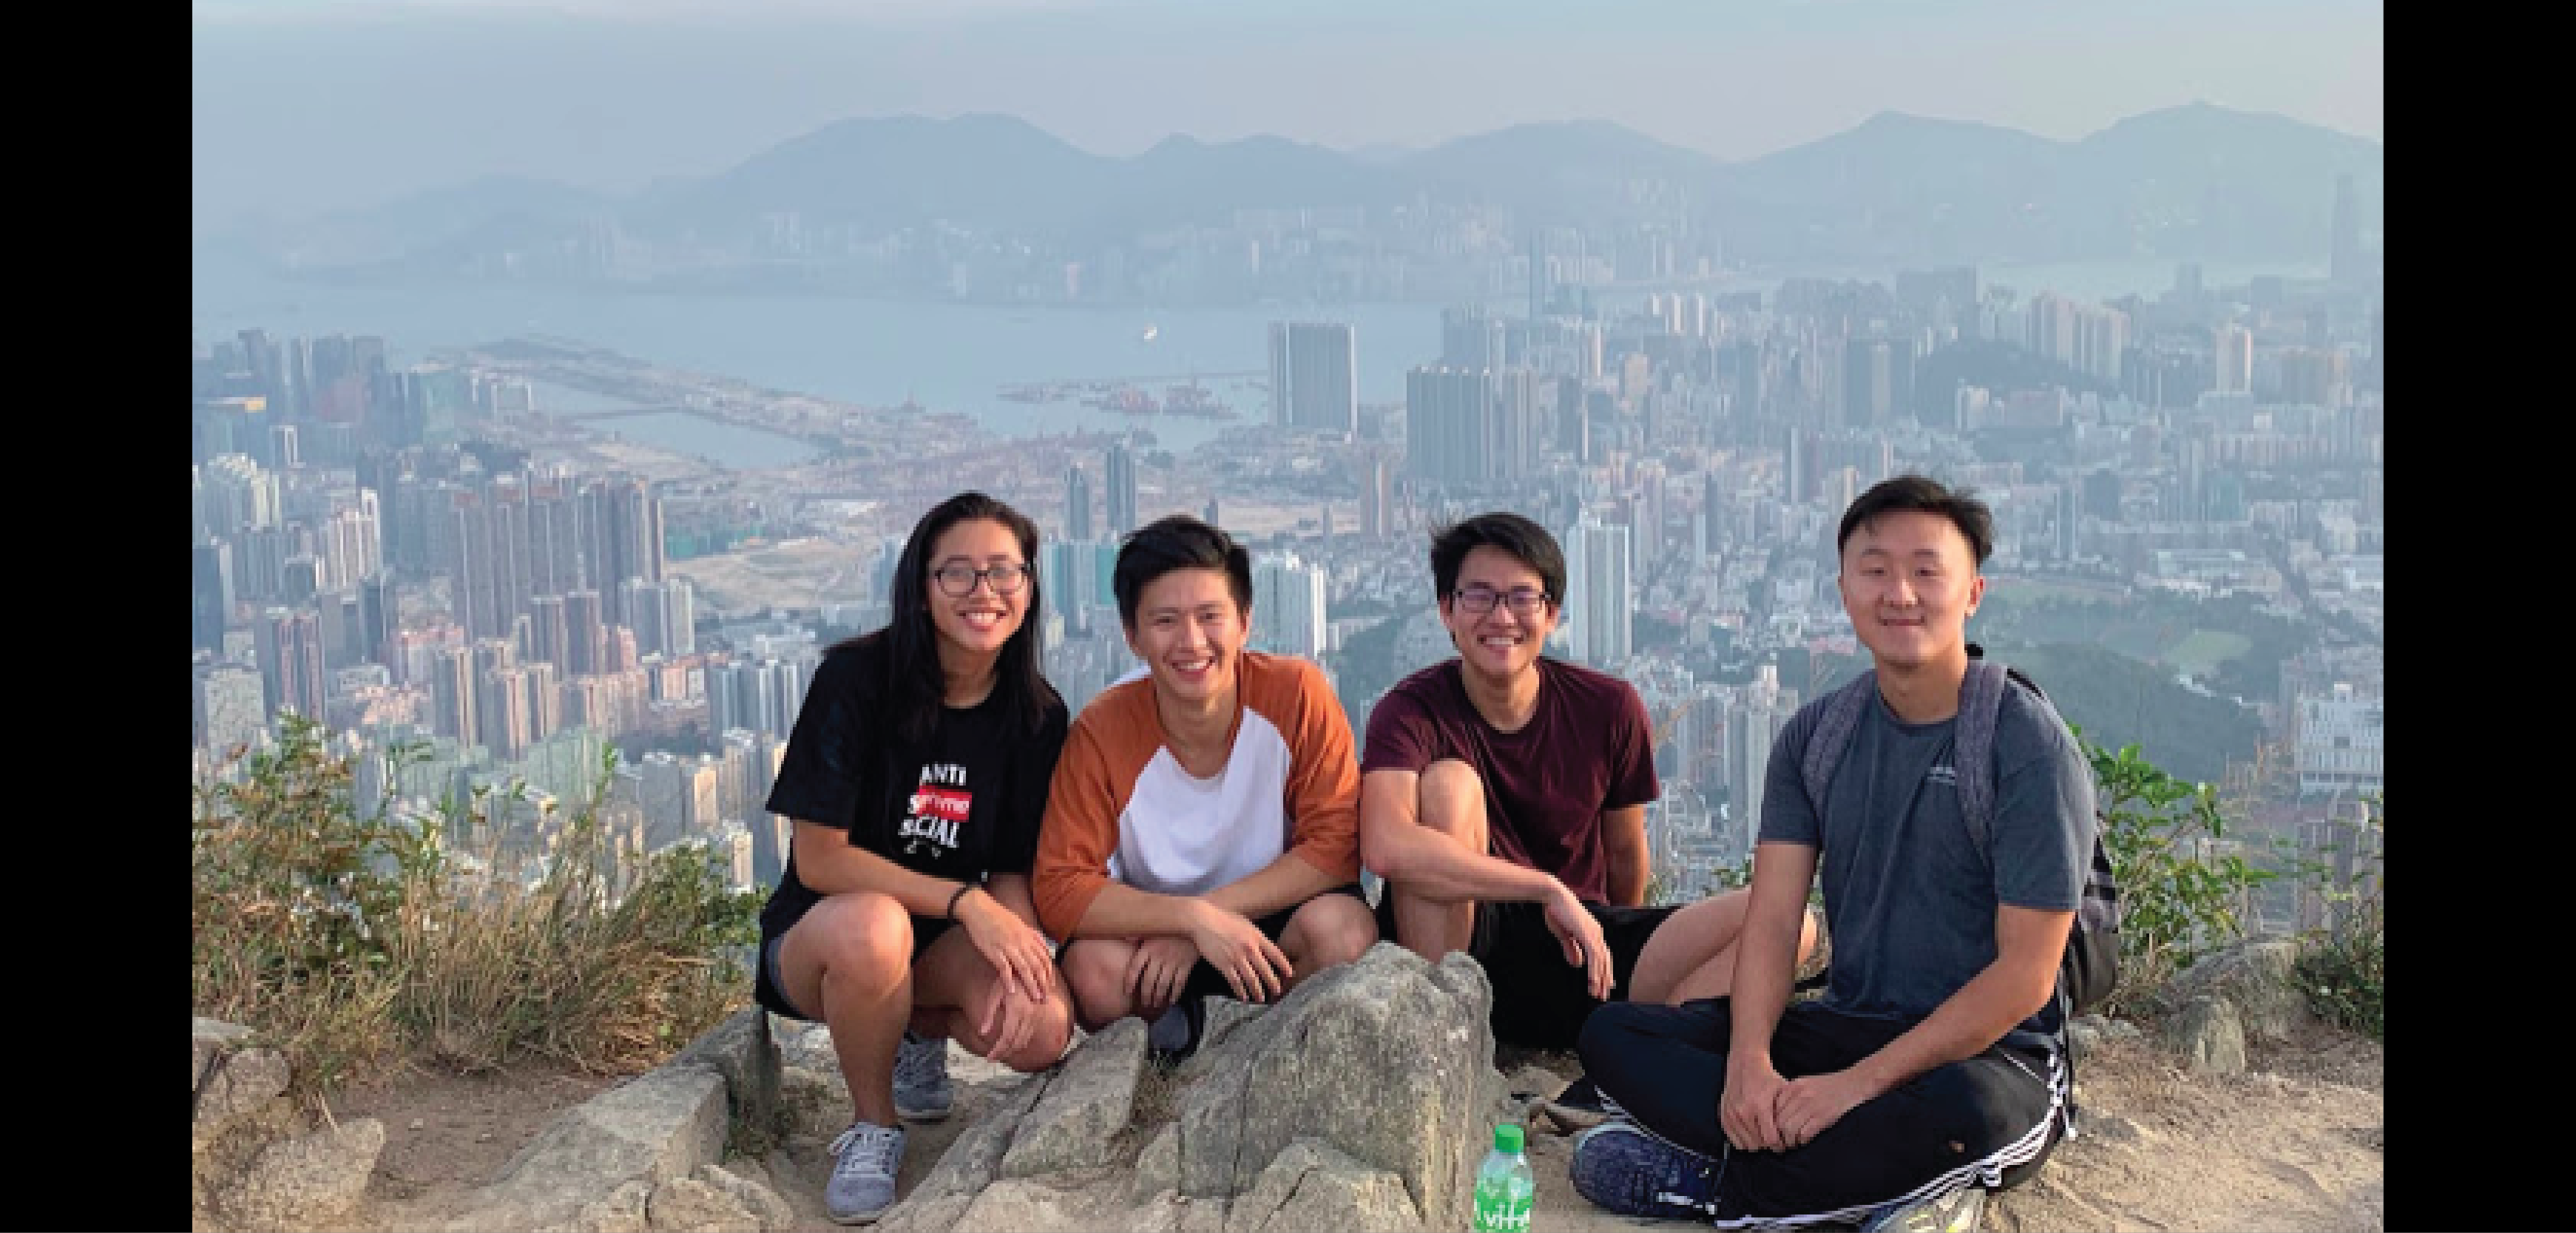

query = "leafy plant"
[[2083, 734, 2282, 1011], [2293, 796, 2384, 1038]]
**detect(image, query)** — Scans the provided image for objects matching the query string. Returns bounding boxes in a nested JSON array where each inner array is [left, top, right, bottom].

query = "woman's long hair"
[[843, 491, 1058, 747]]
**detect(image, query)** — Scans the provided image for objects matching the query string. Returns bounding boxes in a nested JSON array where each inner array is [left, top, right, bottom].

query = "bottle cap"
[[1494, 1123, 1524, 1152]]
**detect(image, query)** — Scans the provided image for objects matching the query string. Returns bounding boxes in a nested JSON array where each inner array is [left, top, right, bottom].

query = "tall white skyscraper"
[[1406, 367, 1493, 483], [662, 577, 696, 657], [195, 663, 269, 756], [1563, 514, 1632, 667], [1252, 551, 1329, 659], [2216, 325, 2254, 395], [1268, 322, 1358, 438]]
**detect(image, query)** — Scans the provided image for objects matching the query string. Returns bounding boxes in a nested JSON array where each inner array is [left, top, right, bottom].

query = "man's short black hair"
[[1835, 475, 1995, 565], [1428, 512, 1567, 604], [1113, 514, 1254, 629]]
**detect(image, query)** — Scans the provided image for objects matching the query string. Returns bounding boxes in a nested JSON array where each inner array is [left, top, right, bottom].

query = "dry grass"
[[193, 717, 758, 1098]]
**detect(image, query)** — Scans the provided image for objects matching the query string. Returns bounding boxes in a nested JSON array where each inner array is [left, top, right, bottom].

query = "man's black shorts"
[[1061, 882, 1370, 1007], [1374, 891, 1677, 1051]]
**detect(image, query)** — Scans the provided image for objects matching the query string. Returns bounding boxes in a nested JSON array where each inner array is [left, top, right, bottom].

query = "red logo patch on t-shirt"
[[909, 786, 972, 824]]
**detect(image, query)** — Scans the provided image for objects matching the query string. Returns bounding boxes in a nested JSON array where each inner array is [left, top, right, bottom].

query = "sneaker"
[[1568, 1120, 1724, 1220], [1146, 997, 1205, 1064], [1860, 1183, 1987, 1233], [824, 1120, 907, 1225], [892, 1030, 953, 1122], [1537, 1073, 1620, 1132]]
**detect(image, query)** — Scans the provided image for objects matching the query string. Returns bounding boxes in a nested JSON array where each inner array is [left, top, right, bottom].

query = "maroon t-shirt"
[[1362, 657, 1659, 905]]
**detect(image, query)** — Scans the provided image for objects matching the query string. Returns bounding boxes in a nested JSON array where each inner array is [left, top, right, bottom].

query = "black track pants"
[[1577, 997, 2063, 1226]]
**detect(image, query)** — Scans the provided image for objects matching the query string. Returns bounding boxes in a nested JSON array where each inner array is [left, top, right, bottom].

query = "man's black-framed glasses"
[[1451, 586, 1550, 616], [932, 562, 1033, 597]]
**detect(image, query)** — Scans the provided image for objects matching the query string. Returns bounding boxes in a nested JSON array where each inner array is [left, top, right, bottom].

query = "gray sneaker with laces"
[[892, 1030, 953, 1122], [824, 1120, 906, 1224]]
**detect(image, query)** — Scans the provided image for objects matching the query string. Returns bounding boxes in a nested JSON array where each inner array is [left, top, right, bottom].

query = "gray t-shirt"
[[1759, 678, 2095, 1048]]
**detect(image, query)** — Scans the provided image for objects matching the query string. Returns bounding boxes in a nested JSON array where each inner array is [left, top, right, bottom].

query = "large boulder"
[[1173, 942, 1495, 1232], [860, 940, 1505, 1232], [2164, 939, 2313, 1043], [214, 1116, 388, 1232], [999, 1018, 1148, 1178], [2166, 995, 2248, 1075]]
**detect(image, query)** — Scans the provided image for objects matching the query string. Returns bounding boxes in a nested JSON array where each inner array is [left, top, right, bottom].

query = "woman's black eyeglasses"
[[932, 562, 1032, 597]]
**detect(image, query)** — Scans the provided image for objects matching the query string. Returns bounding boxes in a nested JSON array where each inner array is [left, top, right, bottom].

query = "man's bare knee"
[[1416, 758, 1489, 843]]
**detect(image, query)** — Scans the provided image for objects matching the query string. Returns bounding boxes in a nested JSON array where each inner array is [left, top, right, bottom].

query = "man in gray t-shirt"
[[1568, 476, 2095, 1230], [1762, 675, 2092, 1053]]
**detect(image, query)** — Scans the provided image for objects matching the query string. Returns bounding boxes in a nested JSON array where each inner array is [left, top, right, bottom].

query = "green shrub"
[[2293, 797, 2384, 1038], [2084, 736, 2282, 1013], [193, 715, 761, 1095]]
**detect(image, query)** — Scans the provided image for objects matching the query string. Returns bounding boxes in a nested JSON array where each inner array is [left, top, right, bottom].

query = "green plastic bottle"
[[1472, 1122, 1535, 1232]]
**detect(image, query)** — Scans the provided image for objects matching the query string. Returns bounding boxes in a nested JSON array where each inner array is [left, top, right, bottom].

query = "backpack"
[[1796, 645, 2123, 1020]]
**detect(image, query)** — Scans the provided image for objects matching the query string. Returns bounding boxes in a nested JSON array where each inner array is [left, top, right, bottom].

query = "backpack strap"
[[1800, 669, 1879, 818], [1953, 658, 2011, 854]]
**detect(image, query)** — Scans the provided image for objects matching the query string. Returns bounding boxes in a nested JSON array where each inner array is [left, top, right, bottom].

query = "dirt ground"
[[329, 1058, 629, 1231], [331, 1023, 2383, 1232]]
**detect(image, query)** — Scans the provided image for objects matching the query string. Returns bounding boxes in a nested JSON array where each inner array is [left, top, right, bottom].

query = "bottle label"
[[1473, 1172, 1534, 1232]]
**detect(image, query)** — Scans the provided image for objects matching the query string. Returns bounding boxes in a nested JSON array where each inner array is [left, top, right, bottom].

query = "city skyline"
[[193, 0, 2382, 928]]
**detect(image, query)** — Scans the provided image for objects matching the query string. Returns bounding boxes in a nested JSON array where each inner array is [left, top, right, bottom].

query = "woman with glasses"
[[753, 490, 1074, 1225]]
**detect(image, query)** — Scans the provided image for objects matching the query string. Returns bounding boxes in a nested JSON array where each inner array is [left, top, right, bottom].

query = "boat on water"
[[1140, 324, 1160, 342]]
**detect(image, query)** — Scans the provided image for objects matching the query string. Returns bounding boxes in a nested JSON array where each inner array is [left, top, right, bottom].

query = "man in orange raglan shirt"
[[1032, 514, 1379, 1060]]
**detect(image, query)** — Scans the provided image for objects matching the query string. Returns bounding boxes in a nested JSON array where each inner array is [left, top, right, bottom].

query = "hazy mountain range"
[[217, 101, 2384, 279]]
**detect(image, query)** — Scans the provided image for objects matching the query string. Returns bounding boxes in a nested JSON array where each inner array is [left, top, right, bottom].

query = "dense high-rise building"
[[564, 589, 605, 676], [196, 662, 270, 757], [622, 577, 667, 658], [1563, 515, 1632, 666], [253, 606, 328, 720], [596, 476, 666, 627], [1252, 552, 1328, 659], [527, 477, 587, 600], [1726, 666, 1787, 852], [1842, 337, 1899, 428], [433, 645, 479, 747], [663, 576, 697, 657], [2215, 325, 2255, 396], [1405, 367, 1493, 484], [1489, 369, 1541, 481], [1268, 322, 1359, 438], [484, 665, 533, 761], [1065, 465, 1094, 543], [526, 592, 568, 672], [1441, 305, 1507, 371], [1359, 452, 1391, 540], [193, 541, 235, 655], [1105, 443, 1138, 538]]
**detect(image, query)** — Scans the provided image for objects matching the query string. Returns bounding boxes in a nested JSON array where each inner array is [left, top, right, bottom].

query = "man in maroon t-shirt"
[[1360, 512, 1816, 1063]]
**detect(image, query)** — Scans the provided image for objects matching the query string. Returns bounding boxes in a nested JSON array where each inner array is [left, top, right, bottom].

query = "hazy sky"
[[192, 0, 2384, 229]]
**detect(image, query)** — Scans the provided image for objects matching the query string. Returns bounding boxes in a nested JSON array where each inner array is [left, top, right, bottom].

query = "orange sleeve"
[[1279, 658, 1362, 882], [1031, 711, 1129, 941]]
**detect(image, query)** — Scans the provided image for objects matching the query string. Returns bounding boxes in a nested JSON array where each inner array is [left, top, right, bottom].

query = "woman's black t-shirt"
[[757, 635, 1069, 944]]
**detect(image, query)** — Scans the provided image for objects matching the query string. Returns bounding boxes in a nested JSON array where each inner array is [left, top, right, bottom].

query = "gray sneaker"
[[1861, 1182, 1987, 1233], [892, 1030, 953, 1122], [824, 1120, 906, 1224]]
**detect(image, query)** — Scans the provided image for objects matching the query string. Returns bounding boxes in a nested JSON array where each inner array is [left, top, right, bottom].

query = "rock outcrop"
[[876, 942, 1506, 1233], [192, 1018, 388, 1232], [194, 933, 2383, 1232]]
